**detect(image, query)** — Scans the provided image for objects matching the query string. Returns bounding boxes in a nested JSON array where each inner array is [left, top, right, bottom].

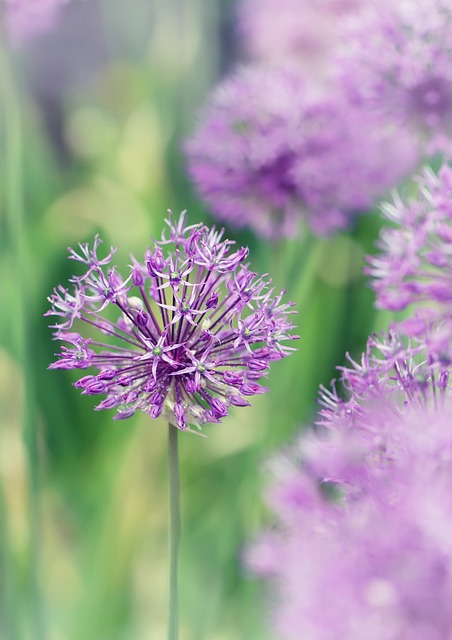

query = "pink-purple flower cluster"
[[248, 407, 452, 640], [248, 328, 452, 637], [46, 211, 297, 431], [238, 0, 452, 119], [186, 1, 452, 239], [238, 0, 362, 65], [247, 162, 452, 638], [5, 0, 69, 45], [368, 164, 452, 324], [318, 327, 451, 433], [186, 65, 417, 239], [338, 0, 452, 150]]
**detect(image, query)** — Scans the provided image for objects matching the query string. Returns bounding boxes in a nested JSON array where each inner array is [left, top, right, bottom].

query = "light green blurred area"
[[0, 1, 383, 638]]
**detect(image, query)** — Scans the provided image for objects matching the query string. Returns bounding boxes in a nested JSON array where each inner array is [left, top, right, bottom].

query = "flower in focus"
[[338, 0, 452, 149], [247, 405, 452, 640], [185, 64, 417, 239], [46, 211, 298, 431], [5, 0, 69, 45], [367, 163, 452, 326]]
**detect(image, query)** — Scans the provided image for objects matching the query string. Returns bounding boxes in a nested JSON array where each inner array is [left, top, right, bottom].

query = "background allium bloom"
[[338, 0, 452, 148], [5, 0, 69, 44], [367, 164, 452, 325], [46, 212, 297, 431], [238, 0, 362, 66], [248, 406, 452, 640], [185, 65, 417, 238], [318, 326, 452, 434]]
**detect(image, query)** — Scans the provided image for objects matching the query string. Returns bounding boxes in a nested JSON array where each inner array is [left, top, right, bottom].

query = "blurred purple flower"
[[248, 405, 452, 640], [185, 64, 418, 239], [5, 0, 69, 45], [367, 164, 452, 328], [245, 153, 452, 638], [238, 0, 362, 67], [46, 211, 297, 431], [318, 324, 452, 435], [338, 0, 452, 149]]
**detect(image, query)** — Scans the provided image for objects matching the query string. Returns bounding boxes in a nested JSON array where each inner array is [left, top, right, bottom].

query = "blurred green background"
[[0, 1, 384, 638]]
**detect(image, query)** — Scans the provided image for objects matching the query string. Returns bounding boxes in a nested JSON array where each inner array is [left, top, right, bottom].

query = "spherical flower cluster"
[[317, 326, 452, 433], [367, 164, 452, 328], [338, 0, 452, 147], [247, 406, 452, 640], [46, 211, 297, 431], [238, 0, 362, 66], [247, 155, 452, 636], [185, 65, 417, 239], [5, 0, 69, 45]]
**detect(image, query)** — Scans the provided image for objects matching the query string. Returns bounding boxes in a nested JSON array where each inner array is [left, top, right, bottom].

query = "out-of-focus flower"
[[5, 0, 70, 45], [238, 0, 362, 68], [312, 163, 452, 437], [367, 164, 452, 327], [46, 211, 297, 431], [247, 173, 452, 633], [317, 326, 452, 433], [185, 65, 417, 239], [248, 405, 452, 640], [338, 0, 452, 148]]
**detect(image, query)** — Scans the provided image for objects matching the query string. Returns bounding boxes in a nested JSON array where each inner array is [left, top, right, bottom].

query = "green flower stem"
[[266, 229, 315, 296], [0, 21, 44, 640], [0, 480, 19, 640], [167, 423, 181, 640], [269, 238, 285, 292]]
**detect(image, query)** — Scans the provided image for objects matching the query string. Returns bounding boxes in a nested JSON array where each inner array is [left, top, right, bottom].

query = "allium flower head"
[[46, 211, 297, 431], [318, 326, 452, 435], [185, 64, 417, 238], [339, 0, 452, 147], [5, 0, 69, 45], [248, 405, 452, 640], [367, 164, 452, 326]]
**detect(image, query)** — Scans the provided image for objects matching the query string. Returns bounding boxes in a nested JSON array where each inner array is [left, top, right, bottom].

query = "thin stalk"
[[167, 423, 180, 640], [269, 238, 285, 293], [268, 229, 313, 295], [0, 21, 45, 640], [0, 479, 19, 640]]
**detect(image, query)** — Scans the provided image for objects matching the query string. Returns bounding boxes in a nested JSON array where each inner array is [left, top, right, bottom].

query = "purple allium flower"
[[338, 0, 452, 147], [46, 211, 297, 431], [318, 326, 452, 434], [238, 0, 362, 67], [185, 64, 417, 239], [248, 405, 452, 640], [367, 164, 452, 327], [5, 0, 69, 45], [247, 153, 452, 637]]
